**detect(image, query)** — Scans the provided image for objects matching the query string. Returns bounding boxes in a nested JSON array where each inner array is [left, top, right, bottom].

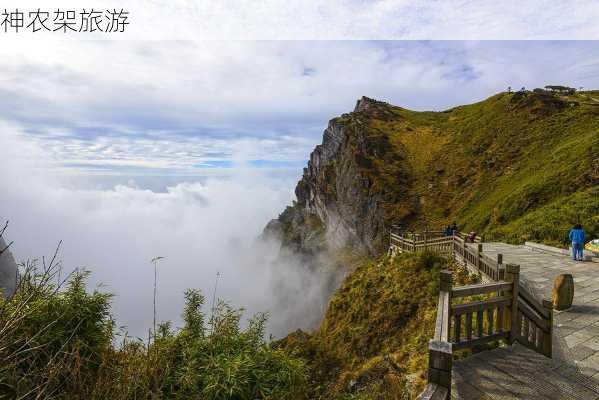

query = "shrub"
[[0, 257, 307, 399]]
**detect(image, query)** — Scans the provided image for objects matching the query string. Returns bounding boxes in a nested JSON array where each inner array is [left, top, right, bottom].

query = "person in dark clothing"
[[444, 225, 452, 237], [569, 224, 586, 261], [451, 222, 458, 236]]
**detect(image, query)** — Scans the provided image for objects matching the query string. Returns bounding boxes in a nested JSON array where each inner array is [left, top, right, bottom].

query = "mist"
[[0, 128, 334, 339]]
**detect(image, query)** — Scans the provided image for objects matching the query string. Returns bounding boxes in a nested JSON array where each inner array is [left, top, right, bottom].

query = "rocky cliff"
[[271, 88, 599, 399], [264, 97, 413, 259]]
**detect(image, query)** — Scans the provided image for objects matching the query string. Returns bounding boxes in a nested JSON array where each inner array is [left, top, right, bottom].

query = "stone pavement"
[[482, 243, 599, 380], [453, 343, 599, 399]]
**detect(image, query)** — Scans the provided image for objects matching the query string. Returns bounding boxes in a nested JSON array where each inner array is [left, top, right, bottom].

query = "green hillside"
[[358, 90, 599, 246]]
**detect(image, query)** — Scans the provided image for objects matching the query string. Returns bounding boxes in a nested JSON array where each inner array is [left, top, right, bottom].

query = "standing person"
[[444, 225, 452, 237], [569, 224, 586, 261], [467, 231, 477, 243], [451, 222, 458, 236]]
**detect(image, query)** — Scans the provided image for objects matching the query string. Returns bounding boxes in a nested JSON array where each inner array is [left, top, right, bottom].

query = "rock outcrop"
[[552, 274, 574, 311], [264, 97, 411, 259]]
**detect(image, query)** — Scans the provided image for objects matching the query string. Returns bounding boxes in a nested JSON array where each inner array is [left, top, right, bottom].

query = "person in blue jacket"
[[569, 223, 586, 261]]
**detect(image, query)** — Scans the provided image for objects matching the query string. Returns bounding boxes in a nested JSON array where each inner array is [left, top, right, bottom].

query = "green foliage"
[[485, 186, 599, 246], [0, 262, 114, 398], [181, 288, 205, 339], [0, 260, 307, 400], [171, 299, 307, 400]]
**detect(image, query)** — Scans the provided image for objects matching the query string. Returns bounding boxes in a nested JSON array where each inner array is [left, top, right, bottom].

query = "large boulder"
[[552, 274, 574, 311], [0, 236, 17, 298]]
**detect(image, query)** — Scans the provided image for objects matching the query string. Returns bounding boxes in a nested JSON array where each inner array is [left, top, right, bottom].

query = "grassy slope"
[[366, 90, 599, 246], [279, 253, 477, 399]]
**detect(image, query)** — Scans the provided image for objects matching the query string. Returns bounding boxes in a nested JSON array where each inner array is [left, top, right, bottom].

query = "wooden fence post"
[[440, 270, 453, 296], [452, 232, 456, 257], [505, 264, 520, 344], [542, 299, 553, 357], [427, 341, 453, 391]]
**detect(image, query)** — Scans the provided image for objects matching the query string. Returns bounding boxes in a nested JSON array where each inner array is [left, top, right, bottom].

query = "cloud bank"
[[0, 128, 333, 338]]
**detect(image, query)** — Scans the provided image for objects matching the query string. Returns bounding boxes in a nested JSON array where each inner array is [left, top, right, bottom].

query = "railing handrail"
[[451, 282, 512, 298]]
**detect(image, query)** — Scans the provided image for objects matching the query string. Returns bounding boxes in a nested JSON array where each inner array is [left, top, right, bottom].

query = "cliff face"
[[267, 90, 599, 262], [265, 97, 412, 258]]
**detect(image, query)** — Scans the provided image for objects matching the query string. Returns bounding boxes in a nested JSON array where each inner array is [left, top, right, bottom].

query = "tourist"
[[451, 222, 458, 235], [444, 225, 452, 236], [467, 231, 477, 243], [569, 224, 586, 261]]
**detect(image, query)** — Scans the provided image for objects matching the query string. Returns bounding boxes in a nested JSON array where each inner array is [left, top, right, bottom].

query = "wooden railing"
[[390, 233, 454, 255], [452, 235, 504, 281], [515, 286, 553, 356], [391, 230, 500, 280], [392, 229, 555, 400]]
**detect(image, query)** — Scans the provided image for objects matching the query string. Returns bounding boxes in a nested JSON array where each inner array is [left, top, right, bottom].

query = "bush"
[[0, 257, 307, 399]]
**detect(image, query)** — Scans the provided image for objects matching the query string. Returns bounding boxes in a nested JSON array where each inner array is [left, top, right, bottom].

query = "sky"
[[2, 40, 599, 180], [2, 2, 599, 338]]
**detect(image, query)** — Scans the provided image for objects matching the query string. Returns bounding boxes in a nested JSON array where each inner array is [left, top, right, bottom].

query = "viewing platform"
[[389, 229, 599, 399]]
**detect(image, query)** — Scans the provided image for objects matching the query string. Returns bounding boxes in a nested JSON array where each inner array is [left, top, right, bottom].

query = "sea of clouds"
[[0, 126, 333, 339]]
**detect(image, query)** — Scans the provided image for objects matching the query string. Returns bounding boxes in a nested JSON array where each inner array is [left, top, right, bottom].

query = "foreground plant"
[[0, 250, 307, 399]]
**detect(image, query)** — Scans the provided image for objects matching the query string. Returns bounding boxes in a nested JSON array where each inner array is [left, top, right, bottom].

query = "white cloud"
[[3, 40, 599, 175], [0, 127, 333, 338]]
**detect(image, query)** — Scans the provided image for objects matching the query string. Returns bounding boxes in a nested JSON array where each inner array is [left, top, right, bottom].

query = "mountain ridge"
[[266, 89, 599, 262]]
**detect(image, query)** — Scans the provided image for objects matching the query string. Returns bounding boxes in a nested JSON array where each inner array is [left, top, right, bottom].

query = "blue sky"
[[2, 40, 599, 182]]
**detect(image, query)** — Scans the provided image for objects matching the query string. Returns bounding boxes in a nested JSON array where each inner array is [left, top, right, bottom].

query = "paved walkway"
[[453, 343, 599, 399], [482, 243, 599, 379], [451, 243, 599, 398]]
